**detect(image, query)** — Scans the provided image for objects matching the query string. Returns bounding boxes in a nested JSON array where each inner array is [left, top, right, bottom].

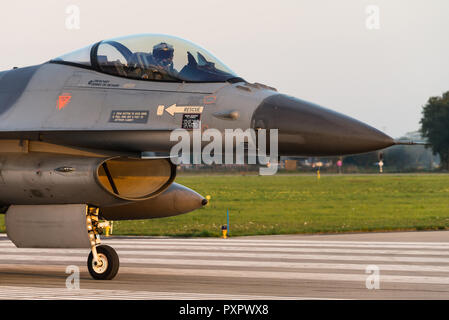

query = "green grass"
[[1, 174, 449, 236]]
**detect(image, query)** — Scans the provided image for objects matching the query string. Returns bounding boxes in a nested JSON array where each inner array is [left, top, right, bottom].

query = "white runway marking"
[[1, 234, 449, 299], [2, 245, 449, 256], [0, 286, 324, 300], [119, 267, 449, 285], [3, 239, 449, 249], [4, 255, 449, 273], [3, 248, 449, 263], [101, 238, 449, 246]]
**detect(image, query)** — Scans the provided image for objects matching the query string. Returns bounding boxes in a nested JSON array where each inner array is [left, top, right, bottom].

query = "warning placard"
[[109, 110, 149, 123]]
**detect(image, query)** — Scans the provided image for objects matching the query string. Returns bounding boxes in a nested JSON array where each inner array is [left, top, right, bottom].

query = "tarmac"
[[1, 231, 449, 299]]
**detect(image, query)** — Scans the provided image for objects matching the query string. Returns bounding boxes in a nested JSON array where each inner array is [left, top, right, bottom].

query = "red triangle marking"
[[58, 95, 71, 110]]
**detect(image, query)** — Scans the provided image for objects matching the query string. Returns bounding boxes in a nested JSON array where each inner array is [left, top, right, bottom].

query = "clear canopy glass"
[[53, 44, 93, 66], [52, 34, 240, 82]]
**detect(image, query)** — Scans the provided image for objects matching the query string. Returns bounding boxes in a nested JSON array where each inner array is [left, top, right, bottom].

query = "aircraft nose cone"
[[252, 94, 394, 156]]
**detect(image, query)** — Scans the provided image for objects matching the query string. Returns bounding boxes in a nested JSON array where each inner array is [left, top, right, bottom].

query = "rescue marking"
[[163, 104, 204, 116], [57, 93, 72, 110]]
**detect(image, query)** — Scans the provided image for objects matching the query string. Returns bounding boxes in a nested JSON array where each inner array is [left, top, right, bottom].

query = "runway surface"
[[1, 231, 449, 299]]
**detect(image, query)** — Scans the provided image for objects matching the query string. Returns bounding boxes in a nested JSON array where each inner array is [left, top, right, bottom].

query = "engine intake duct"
[[0, 153, 176, 206], [97, 157, 175, 200]]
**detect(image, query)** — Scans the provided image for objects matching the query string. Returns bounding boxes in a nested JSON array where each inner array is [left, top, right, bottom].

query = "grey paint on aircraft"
[[0, 63, 276, 146], [6, 204, 91, 248], [0, 65, 40, 116]]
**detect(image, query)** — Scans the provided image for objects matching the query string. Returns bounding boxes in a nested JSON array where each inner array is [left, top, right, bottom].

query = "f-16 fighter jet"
[[0, 34, 394, 279]]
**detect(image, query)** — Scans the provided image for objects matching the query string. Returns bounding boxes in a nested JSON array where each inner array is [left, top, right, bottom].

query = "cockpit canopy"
[[51, 34, 241, 83]]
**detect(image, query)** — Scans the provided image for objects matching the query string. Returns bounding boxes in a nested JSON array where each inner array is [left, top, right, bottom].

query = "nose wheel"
[[87, 244, 120, 280]]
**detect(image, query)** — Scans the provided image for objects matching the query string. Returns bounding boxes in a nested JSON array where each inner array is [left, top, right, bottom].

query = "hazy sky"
[[1, 0, 448, 138]]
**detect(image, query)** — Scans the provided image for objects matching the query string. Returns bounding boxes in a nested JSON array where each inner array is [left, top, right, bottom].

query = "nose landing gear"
[[86, 207, 119, 280]]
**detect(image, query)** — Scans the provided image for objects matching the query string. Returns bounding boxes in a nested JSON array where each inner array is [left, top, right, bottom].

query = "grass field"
[[1, 174, 449, 236]]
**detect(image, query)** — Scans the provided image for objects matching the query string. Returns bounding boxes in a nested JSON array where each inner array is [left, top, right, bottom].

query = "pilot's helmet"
[[152, 42, 174, 66]]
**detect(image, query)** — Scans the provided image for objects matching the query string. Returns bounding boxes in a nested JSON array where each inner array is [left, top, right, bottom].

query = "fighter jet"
[[0, 34, 394, 280]]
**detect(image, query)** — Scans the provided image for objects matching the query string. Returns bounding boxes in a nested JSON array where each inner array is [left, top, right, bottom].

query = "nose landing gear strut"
[[86, 207, 119, 280]]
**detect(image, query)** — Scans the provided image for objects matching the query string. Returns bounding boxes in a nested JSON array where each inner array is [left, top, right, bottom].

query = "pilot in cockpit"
[[151, 43, 173, 68], [135, 42, 177, 80], [150, 42, 178, 74]]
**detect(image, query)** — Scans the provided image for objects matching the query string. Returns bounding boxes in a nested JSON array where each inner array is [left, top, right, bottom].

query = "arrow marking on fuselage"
[[164, 104, 204, 116]]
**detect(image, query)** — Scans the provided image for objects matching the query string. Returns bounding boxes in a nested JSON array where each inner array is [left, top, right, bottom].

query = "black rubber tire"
[[87, 245, 120, 280]]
